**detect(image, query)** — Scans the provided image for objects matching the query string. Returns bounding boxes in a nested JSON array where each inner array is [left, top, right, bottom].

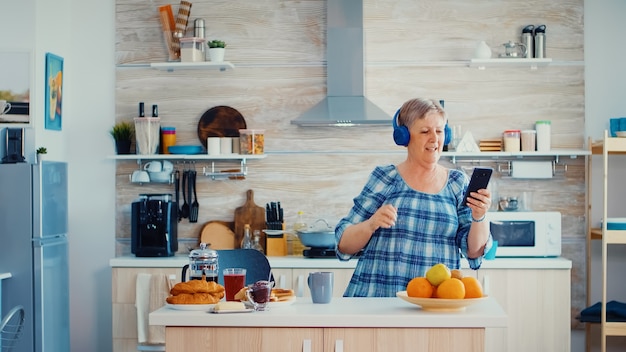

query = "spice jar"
[[503, 130, 521, 152], [161, 127, 176, 154]]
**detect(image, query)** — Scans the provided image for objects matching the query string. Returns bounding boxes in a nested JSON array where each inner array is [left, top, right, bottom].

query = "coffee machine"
[[131, 194, 178, 257]]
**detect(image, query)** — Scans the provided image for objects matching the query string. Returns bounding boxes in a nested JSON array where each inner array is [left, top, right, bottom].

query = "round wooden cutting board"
[[197, 106, 247, 149], [199, 220, 236, 249]]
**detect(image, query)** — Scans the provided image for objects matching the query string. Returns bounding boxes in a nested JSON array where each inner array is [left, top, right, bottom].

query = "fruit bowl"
[[396, 291, 488, 312]]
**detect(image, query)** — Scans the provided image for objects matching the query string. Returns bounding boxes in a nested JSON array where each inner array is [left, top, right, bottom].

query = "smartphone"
[[463, 167, 493, 202]]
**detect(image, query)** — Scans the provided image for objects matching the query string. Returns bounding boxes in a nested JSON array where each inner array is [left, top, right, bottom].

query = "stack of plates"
[[479, 138, 502, 152]]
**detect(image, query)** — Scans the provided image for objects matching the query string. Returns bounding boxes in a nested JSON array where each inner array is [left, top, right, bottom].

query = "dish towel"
[[135, 273, 152, 344], [578, 300, 626, 323], [148, 274, 172, 344], [136, 274, 172, 345]]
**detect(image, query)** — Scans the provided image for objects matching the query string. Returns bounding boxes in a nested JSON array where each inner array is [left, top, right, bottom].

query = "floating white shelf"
[[149, 61, 235, 72], [109, 154, 265, 161], [469, 58, 552, 70]]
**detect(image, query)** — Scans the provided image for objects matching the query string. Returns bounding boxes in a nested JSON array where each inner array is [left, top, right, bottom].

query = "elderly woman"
[[335, 98, 494, 297]]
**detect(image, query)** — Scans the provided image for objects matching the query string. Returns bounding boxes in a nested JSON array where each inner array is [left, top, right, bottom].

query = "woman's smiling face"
[[407, 110, 446, 162]]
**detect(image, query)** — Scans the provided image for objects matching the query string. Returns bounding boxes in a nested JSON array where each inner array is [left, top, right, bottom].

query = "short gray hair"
[[397, 98, 447, 129]]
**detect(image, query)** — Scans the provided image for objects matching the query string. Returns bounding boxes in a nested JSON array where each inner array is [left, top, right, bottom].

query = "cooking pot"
[[296, 219, 336, 249]]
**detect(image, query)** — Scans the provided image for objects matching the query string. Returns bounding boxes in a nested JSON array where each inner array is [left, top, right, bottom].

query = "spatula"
[[180, 170, 189, 219], [190, 170, 199, 223]]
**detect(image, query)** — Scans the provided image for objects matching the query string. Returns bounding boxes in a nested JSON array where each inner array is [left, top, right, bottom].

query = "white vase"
[[208, 48, 225, 62], [37, 154, 46, 164], [474, 41, 492, 59]]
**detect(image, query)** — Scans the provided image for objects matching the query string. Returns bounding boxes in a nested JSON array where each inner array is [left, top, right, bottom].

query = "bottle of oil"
[[241, 224, 253, 249], [291, 211, 307, 256]]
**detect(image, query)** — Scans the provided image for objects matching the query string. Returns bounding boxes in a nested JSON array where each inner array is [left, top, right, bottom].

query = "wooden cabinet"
[[476, 268, 571, 352], [165, 327, 324, 352], [162, 326, 484, 352], [323, 327, 484, 352], [112, 267, 180, 352]]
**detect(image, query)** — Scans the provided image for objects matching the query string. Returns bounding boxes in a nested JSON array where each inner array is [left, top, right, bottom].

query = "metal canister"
[[522, 25, 534, 58], [534, 25, 546, 58], [194, 18, 206, 52]]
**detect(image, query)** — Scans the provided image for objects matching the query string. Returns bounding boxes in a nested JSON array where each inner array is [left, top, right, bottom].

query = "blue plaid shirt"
[[335, 165, 486, 297]]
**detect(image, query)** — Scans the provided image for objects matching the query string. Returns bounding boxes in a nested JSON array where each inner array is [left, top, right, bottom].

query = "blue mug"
[[308, 272, 333, 303]]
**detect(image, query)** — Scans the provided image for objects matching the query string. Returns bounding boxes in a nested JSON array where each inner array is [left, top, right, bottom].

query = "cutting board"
[[234, 189, 266, 250], [199, 220, 236, 249]]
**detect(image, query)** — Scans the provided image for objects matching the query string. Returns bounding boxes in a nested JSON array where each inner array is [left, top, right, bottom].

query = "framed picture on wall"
[[0, 51, 31, 125], [45, 52, 63, 131]]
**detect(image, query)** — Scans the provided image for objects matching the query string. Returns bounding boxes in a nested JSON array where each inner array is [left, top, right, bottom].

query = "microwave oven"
[[485, 211, 561, 257]]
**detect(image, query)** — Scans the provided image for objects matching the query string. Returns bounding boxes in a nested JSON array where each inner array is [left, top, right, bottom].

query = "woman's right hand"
[[367, 204, 398, 232]]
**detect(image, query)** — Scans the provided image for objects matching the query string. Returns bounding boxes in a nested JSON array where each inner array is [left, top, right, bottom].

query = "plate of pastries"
[[166, 279, 225, 311]]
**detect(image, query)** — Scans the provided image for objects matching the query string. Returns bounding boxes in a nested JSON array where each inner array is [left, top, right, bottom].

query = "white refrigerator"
[[0, 161, 70, 352]]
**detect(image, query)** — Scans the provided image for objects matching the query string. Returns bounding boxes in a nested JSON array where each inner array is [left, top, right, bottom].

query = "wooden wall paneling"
[[115, 0, 586, 331]]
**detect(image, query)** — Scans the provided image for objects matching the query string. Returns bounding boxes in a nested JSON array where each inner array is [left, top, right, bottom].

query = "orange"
[[450, 269, 464, 280], [435, 278, 465, 299], [406, 277, 434, 298], [461, 277, 484, 298]]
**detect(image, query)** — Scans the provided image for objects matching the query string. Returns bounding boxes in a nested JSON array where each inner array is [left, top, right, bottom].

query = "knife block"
[[266, 234, 287, 256]]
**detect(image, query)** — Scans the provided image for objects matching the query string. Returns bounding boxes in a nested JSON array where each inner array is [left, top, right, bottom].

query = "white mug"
[[143, 161, 162, 172], [131, 170, 150, 183], [161, 160, 174, 172], [0, 100, 11, 115]]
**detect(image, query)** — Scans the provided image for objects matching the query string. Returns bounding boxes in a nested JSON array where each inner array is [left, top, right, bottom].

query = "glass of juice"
[[223, 268, 246, 301]]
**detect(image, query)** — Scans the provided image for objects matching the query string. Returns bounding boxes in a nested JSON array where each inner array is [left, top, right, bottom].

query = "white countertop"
[[150, 296, 507, 329], [110, 255, 572, 270]]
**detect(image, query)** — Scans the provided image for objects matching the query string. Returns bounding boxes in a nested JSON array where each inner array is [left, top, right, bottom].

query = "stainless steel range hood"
[[291, 0, 391, 127]]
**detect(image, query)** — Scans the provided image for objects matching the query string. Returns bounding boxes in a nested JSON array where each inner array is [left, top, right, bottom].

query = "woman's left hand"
[[466, 188, 491, 220]]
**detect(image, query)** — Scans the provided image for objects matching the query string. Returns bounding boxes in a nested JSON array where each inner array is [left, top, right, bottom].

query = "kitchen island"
[[150, 296, 507, 352], [112, 256, 570, 352]]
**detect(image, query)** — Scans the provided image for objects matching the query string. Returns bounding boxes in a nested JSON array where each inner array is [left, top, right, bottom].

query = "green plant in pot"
[[110, 121, 134, 155], [207, 40, 227, 62], [36, 147, 47, 163]]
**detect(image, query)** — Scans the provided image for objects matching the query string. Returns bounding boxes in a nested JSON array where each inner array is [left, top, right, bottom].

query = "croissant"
[[166, 292, 222, 304], [170, 280, 225, 295], [167, 280, 226, 304]]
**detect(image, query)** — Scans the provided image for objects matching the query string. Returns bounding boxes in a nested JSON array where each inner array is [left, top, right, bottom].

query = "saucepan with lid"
[[295, 219, 336, 249]]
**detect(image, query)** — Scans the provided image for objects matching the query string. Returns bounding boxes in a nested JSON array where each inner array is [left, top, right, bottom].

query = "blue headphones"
[[392, 109, 410, 146], [392, 108, 452, 147]]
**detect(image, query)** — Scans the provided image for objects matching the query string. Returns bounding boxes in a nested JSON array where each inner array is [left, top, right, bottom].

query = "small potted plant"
[[36, 147, 47, 164], [110, 121, 134, 155], [207, 40, 227, 62]]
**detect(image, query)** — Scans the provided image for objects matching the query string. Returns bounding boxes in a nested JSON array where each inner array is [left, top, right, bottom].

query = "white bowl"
[[149, 171, 172, 183], [615, 131, 626, 138]]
